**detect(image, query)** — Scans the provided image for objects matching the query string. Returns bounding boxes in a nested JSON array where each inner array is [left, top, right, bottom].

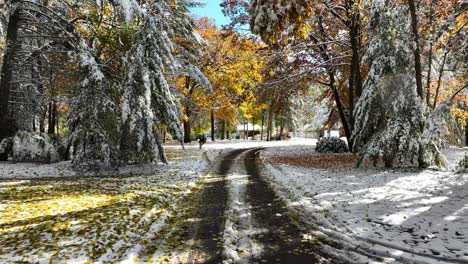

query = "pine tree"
[[68, 48, 119, 169], [120, 0, 208, 163], [351, 1, 425, 168]]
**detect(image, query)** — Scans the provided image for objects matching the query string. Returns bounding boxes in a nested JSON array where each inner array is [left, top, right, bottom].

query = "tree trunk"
[[183, 76, 192, 143], [210, 109, 215, 142], [52, 101, 57, 134], [243, 119, 246, 139], [0, 5, 20, 141], [39, 112, 45, 133], [48, 102, 52, 133], [433, 51, 448, 109], [277, 120, 285, 140], [408, 0, 424, 99], [183, 110, 191, 143], [425, 44, 433, 108], [267, 103, 274, 141], [465, 123, 468, 147], [330, 72, 353, 150], [425, 1, 434, 108], [246, 120, 249, 139], [48, 101, 56, 134], [55, 104, 59, 136], [261, 111, 265, 141], [349, 10, 363, 114], [221, 120, 226, 140], [351, 22, 363, 100]]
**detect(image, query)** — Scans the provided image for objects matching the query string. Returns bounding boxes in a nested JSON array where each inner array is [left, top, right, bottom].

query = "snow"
[[260, 145, 468, 263], [112, 0, 142, 23], [222, 157, 263, 263], [0, 157, 206, 179], [0, 147, 208, 263]]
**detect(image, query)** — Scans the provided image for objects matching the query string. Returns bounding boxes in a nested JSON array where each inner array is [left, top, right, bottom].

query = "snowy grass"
[[0, 148, 207, 263], [260, 145, 468, 263]]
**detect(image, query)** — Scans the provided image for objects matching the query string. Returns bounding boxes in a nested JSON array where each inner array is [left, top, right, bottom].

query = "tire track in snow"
[[183, 148, 346, 263], [184, 148, 246, 263], [244, 148, 338, 263], [222, 151, 263, 263]]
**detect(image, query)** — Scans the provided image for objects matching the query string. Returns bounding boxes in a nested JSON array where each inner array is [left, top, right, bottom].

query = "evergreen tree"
[[120, 0, 208, 163], [351, 1, 425, 167], [68, 48, 119, 169]]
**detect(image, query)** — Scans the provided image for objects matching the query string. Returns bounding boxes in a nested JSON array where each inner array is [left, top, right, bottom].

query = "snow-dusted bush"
[[11, 131, 60, 163], [315, 138, 349, 153], [456, 153, 468, 173], [0, 137, 13, 161], [421, 102, 451, 167], [351, 2, 425, 168]]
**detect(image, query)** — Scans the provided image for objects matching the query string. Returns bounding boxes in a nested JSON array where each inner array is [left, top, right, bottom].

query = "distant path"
[[183, 148, 348, 264]]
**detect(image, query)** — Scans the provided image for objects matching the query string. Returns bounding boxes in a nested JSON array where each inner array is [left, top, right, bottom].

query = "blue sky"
[[189, 0, 231, 26]]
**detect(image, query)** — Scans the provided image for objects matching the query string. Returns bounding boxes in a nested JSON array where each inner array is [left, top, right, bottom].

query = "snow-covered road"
[[173, 147, 360, 264]]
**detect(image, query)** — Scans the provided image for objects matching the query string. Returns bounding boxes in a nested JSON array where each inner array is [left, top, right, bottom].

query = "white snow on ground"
[[3, 138, 465, 263], [260, 144, 468, 264], [0, 160, 206, 180], [166, 138, 317, 150], [165, 138, 317, 163]]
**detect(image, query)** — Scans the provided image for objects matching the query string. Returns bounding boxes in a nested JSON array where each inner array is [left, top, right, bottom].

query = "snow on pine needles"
[[260, 145, 468, 263], [0, 148, 207, 263]]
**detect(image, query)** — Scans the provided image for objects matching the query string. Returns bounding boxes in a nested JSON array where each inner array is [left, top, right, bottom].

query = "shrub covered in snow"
[[315, 138, 349, 153], [0, 137, 13, 161], [11, 131, 61, 163], [456, 153, 468, 173]]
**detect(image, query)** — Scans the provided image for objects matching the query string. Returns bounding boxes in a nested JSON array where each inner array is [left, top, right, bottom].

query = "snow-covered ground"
[[0, 148, 208, 263], [2, 138, 466, 263], [260, 145, 468, 263], [165, 138, 317, 163]]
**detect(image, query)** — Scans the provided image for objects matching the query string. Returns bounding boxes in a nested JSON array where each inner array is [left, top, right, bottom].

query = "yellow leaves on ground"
[[0, 153, 202, 263], [0, 191, 117, 227]]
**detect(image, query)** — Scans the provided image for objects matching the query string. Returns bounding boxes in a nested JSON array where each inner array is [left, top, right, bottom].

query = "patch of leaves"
[[0, 172, 200, 263]]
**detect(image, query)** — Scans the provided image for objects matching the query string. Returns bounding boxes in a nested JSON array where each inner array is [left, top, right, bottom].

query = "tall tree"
[[408, 0, 424, 99], [0, 2, 20, 142], [352, 2, 425, 167], [120, 0, 207, 163]]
